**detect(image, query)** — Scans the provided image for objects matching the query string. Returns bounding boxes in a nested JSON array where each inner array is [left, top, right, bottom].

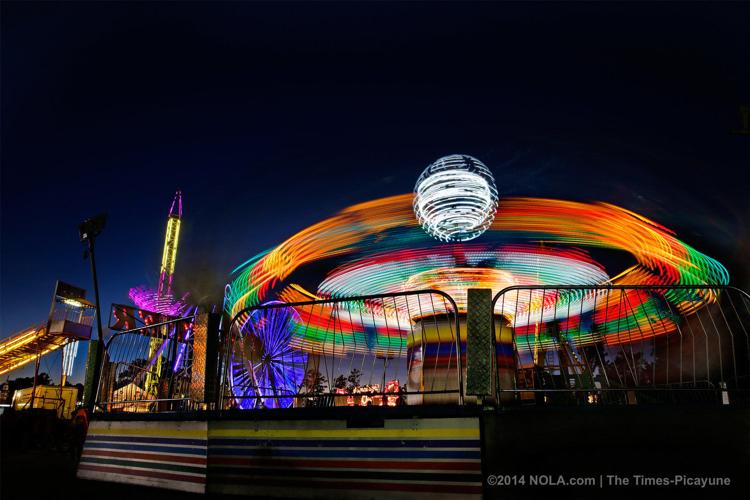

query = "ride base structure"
[[75, 286, 750, 499]]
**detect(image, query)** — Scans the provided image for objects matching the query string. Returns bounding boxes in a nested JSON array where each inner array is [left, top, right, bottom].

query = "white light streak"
[[413, 154, 499, 242]]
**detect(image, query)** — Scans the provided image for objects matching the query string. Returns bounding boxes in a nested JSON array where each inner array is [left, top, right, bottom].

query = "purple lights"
[[128, 190, 196, 375], [169, 189, 182, 219], [128, 286, 192, 318]]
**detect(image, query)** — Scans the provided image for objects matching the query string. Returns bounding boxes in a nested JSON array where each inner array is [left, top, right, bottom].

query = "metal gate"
[[219, 290, 463, 409], [491, 285, 750, 405], [97, 314, 197, 412]]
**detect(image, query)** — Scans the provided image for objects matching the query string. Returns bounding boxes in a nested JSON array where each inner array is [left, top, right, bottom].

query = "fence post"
[[203, 313, 222, 410], [82, 339, 102, 410], [495, 316, 516, 406], [466, 288, 493, 404]]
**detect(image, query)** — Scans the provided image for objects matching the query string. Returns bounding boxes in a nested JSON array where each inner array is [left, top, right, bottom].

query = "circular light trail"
[[414, 154, 499, 242], [318, 245, 609, 312], [225, 194, 729, 355]]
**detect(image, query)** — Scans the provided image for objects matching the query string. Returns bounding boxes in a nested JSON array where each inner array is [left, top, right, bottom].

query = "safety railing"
[[491, 285, 750, 406], [219, 290, 463, 409], [96, 315, 197, 412]]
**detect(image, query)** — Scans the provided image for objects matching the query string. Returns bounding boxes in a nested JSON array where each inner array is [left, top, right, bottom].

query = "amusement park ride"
[[2, 156, 747, 416], [98, 190, 199, 409], [2, 155, 748, 499], [0, 281, 96, 416], [0, 191, 194, 412], [0, 282, 95, 378], [220, 155, 741, 410], [141, 191, 184, 396]]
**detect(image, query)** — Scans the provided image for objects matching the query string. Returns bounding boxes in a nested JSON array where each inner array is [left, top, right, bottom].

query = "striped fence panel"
[[208, 416, 482, 499], [77, 420, 207, 493]]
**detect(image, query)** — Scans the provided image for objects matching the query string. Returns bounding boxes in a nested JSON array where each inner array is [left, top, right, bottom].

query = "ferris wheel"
[[228, 302, 308, 409]]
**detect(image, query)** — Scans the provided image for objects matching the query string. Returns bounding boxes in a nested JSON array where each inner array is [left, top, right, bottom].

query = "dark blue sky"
[[1, 2, 749, 381]]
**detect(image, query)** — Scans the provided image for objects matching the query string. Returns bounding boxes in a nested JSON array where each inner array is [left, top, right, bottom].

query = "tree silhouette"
[[333, 374, 347, 390], [347, 368, 362, 392], [115, 358, 150, 389], [302, 370, 328, 407], [7, 372, 52, 393], [304, 369, 327, 395]]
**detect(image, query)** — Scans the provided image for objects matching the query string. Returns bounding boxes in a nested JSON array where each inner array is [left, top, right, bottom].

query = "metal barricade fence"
[[491, 285, 750, 405], [219, 290, 463, 409], [97, 315, 197, 412]]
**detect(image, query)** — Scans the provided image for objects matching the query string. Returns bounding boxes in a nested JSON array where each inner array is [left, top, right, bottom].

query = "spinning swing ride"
[[224, 155, 730, 408]]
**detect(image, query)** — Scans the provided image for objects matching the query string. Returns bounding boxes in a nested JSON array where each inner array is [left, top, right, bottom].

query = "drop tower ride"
[[144, 190, 183, 396]]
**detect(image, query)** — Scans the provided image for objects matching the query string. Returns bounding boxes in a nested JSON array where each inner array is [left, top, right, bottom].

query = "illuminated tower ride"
[[158, 191, 182, 299], [143, 190, 183, 395]]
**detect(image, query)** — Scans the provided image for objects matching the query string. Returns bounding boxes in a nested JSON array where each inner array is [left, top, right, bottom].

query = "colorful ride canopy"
[[225, 195, 729, 355]]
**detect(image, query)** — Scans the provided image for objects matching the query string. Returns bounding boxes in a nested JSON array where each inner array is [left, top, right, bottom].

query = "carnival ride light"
[[225, 193, 728, 357], [414, 155, 499, 242], [62, 298, 84, 308], [0, 324, 70, 376], [0, 329, 39, 352], [62, 340, 79, 378], [128, 286, 193, 318], [128, 190, 198, 391], [317, 245, 608, 311]]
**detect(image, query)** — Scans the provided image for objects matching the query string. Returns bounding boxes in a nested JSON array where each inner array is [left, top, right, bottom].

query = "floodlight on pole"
[[79, 214, 106, 412]]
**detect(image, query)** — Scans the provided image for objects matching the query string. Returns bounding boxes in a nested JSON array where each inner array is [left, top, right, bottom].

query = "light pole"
[[79, 214, 106, 412]]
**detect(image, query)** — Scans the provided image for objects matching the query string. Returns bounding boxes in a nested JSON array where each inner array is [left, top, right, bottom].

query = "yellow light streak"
[[159, 216, 181, 278]]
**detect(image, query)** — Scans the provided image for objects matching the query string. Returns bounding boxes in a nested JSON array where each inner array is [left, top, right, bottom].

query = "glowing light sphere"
[[414, 154, 499, 242]]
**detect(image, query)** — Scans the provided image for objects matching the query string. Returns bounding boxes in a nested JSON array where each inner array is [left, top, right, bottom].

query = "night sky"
[[2, 2, 749, 382]]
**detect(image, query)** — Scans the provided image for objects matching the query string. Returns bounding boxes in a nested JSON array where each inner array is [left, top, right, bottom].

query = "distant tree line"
[[1, 373, 84, 403]]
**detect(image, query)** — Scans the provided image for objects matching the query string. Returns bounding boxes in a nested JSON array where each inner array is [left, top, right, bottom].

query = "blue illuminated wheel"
[[229, 302, 307, 409]]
